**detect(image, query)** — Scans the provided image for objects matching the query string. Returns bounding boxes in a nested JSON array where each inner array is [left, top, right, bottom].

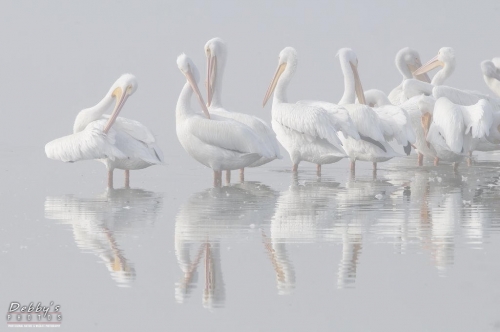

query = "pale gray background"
[[2, 1, 500, 331]]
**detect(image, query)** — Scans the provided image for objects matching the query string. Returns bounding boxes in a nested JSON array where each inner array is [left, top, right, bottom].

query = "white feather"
[[45, 122, 127, 162]]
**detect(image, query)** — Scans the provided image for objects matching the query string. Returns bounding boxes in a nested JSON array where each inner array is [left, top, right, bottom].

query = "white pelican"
[[205, 37, 281, 183], [176, 54, 273, 187], [364, 89, 437, 166], [262, 47, 358, 175], [337, 48, 413, 172], [481, 58, 500, 97], [420, 95, 493, 169], [45, 74, 164, 188], [412, 48, 500, 161], [388, 47, 431, 105]]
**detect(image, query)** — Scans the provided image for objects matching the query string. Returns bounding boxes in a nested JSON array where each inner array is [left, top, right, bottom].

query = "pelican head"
[[204, 37, 227, 107], [337, 48, 366, 105], [103, 73, 138, 134], [413, 47, 455, 76], [396, 47, 431, 82], [177, 53, 210, 119], [481, 60, 500, 81], [263, 47, 297, 107]]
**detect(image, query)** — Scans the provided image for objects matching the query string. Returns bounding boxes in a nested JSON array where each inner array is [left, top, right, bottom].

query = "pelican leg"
[[213, 171, 222, 187], [453, 162, 459, 172], [373, 162, 377, 170], [124, 170, 130, 188], [467, 151, 472, 167], [350, 161, 355, 171], [225, 170, 231, 185], [239, 168, 244, 183], [107, 170, 114, 189], [292, 164, 298, 173], [434, 157, 439, 166], [316, 164, 321, 177], [418, 153, 423, 166]]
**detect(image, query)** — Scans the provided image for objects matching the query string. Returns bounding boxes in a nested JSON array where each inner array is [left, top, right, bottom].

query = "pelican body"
[[45, 74, 164, 187], [176, 54, 273, 187], [262, 47, 352, 174], [337, 48, 414, 171], [205, 38, 281, 182]]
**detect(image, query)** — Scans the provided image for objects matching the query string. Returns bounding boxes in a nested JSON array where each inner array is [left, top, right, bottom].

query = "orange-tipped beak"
[[103, 87, 129, 134], [206, 53, 217, 107], [413, 54, 444, 76], [263, 62, 287, 107], [350, 61, 366, 105], [186, 69, 210, 119]]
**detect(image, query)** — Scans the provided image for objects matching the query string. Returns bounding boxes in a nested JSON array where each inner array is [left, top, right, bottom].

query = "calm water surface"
[[2, 147, 500, 331]]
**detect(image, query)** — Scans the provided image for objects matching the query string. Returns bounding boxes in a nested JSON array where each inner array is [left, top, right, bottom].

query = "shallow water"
[[3, 147, 500, 331]]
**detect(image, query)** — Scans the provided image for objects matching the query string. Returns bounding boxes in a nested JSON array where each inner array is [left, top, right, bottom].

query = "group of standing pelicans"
[[45, 37, 500, 187]]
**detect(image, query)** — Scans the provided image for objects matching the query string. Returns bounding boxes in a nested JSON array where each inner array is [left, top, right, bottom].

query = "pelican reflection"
[[175, 182, 278, 308], [383, 160, 500, 274], [44, 188, 163, 287]]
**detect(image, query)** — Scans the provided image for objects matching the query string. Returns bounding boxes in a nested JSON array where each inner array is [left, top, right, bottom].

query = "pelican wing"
[[45, 124, 126, 162], [461, 99, 493, 139], [342, 104, 386, 143], [430, 98, 465, 154], [272, 102, 346, 149], [298, 100, 360, 140], [102, 115, 156, 144], [185, 115, 273, 158], [432, 86, 480, 106], [374, 105, 415, 145], [209, 108, 282, 158]]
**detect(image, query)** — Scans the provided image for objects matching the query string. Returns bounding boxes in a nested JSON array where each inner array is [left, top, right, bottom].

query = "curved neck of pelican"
[[396, 56, 413, 80], [483, 75, 500, 97], [273, 60, 296, 104], [73, 89, 115, 133], [176, 81, 194, 118], [209, 51, 227, 108], [431, 61, 455, 86], [339, 58, 356, 105]]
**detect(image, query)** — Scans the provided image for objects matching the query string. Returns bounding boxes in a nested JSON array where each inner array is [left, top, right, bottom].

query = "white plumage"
[[176, 53, 272, 186], [45, 74, 164, 187], [337, 48, 410, 167], [263, 47, 352, 173], [45, 121, 126, 162], [426, 97, 493, 163], [481, 58, 500, 97], [204, 38, 281, 179], [388, 47, 430, 105]]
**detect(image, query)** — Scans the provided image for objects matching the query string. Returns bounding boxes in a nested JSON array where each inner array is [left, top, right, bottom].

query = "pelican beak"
[[206, 51, 217, 107], [350, 61, 366, 105], [421, 113, 432, 146], [186, 68, 211, 119], [103, 86, 130, 134], [413, 54, 444, 76], [263, 62, 287, 107], [409, 58, 431, 83]]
